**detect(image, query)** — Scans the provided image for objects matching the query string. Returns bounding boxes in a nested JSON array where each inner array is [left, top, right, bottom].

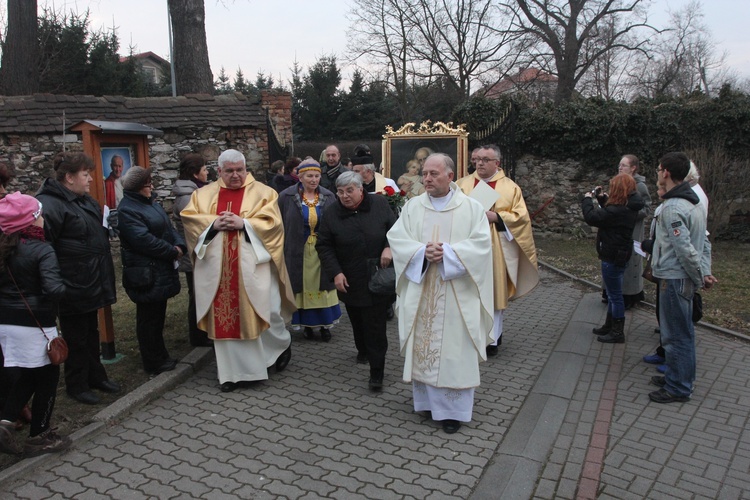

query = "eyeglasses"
[[476, 157, 499, 164], [656, 167, 664, 173]]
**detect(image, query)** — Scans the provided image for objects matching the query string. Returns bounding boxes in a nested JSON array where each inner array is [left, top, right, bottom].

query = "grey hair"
[[427, 153, 454, 173], [336, 170, 363, 189], [685, 161, 700, 185], [358, 163, 376, 173], [218, 149, 246, 169], [479, 144, 503, 160]]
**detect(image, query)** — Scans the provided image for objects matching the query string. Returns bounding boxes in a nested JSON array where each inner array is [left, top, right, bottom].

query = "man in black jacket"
[[320, 145, 348, 191]]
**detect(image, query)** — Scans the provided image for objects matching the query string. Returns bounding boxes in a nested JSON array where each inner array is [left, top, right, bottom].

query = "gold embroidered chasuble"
[[388, 186, 494, 389], [456, 170, 539, 310], [180, 175, 295, 340]]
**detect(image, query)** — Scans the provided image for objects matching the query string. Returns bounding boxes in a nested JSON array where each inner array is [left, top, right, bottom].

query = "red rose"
[[399, 190, 406, 196], [384, 186, 395, 195]]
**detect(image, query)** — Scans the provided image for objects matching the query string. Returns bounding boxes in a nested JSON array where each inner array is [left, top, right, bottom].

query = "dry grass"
[[536, 236, 750, 334]]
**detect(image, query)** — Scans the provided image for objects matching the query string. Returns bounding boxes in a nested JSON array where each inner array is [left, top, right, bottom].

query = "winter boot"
[[598, 317, 625, 343], [592, 311, 612, 335]]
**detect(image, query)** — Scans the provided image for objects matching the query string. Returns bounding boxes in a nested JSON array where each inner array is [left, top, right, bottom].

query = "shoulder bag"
[[7, 269, 68, 365]]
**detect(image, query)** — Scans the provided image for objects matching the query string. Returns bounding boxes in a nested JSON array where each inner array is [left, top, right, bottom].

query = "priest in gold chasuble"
[[181, 150, 296, 392], [456, 144, 539, 355], [388, 154, 494, 434]]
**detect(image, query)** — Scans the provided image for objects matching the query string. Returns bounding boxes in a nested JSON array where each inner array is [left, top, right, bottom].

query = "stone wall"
[[515, 154, 750, 241], [515, 155, 644, 238], [0, 126, 273, 213]]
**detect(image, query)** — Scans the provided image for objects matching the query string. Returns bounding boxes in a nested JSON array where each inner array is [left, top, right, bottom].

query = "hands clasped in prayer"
[[425, 241, 443, 264], [213, 211, 242, 231]]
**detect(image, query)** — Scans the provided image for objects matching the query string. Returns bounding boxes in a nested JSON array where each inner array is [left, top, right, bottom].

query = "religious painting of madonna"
[[382, 122, 469, 199]]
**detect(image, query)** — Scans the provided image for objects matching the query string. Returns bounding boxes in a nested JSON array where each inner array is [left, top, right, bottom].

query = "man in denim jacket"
[[649, 152, 716, 403]]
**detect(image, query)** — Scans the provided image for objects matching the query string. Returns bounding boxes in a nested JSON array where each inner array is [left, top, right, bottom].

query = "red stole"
[[474, 178, 497, 190], [213, 187, 245, 339], [105, 178, 117, 208]]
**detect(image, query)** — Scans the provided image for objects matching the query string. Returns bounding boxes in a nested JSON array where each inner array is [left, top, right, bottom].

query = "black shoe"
[[486, 345, 499, 357], [650, 376, 666, 387], [649, 388, 689, 403], [93, 380, 122, 394], [442, 419, 461, 434], [69, 391, 100, 405], [654, 327, 661, 334], [149, 359, 177, 375], [368, 376, 383, 391], [220, 382, 237, 393], [303, 327, 315, 340], [320, 328, 331, 342], [275, 346, 292, 372], [356, 353, 368, 364]]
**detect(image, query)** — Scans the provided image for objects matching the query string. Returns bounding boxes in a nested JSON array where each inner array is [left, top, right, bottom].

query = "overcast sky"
[[21, 0, 750, 88]]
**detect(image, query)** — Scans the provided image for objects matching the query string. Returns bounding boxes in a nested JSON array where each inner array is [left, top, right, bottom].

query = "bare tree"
[[401, 0, 520, 96], [347, 0, 519, 118], [627, 1, 732, 98], [168, 0, 213, 95], [347, 0, 415, 121], [0, 0, 39, 95], [500, 0, 653, 102]]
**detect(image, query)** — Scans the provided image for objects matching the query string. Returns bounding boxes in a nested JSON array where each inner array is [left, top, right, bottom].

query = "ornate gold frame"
[[381, 121, 469, 183]]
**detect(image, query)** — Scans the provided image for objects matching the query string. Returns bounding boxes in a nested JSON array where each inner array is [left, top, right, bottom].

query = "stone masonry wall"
[[0, 125, 270, 214], [514, 155, 645, 238]]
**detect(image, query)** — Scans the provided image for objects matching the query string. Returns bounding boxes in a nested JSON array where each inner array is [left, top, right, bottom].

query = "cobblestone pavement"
[[1, 268, 749, 499]]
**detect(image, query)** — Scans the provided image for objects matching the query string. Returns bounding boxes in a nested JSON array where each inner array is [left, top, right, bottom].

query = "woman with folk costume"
[[278, 158, 340, 341]]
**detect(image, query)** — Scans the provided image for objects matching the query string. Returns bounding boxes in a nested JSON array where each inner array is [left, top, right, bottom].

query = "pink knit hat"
[[0, 192, 43, 234]]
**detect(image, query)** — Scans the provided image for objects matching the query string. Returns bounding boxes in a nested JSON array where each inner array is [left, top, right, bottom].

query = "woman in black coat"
[[118, 167, 187, 375], [36, 153, 119, 405], [582, 173, 644, 344], [316, 171, 396, 391], [0, 193, 71, 457]]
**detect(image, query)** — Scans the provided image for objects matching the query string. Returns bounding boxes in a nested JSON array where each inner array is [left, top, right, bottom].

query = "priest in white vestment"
[[181, 150, 296, 393], [388, 153, 494, 434]]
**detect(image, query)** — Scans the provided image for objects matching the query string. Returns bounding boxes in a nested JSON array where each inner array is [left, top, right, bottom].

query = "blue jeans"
[[601, 261, 626, 319], [659, 278, 695, 398]]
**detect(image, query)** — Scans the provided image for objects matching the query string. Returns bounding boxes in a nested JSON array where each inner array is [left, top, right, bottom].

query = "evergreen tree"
[[214, 66, 232, 94], [298, 55, 342, 141], [289, 60, 305, 137], [85, 30, 122, 95], [233, 68, 248, 94], [255, 70, 274, 90]]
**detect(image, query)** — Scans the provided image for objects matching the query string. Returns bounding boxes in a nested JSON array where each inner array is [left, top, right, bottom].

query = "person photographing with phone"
[[582, 174, 644, 343]]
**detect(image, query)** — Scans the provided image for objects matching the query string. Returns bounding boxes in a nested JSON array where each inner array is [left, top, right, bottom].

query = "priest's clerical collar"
[[429, 187, 454, 209], [363, 178, 376, 193]]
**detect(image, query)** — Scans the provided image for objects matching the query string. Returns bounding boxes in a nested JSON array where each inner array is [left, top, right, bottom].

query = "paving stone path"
[[1, 268, 748, 499]]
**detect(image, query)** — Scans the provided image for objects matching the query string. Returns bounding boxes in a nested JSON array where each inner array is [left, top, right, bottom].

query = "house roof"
[[0, 92, 265, 134], [119, 51, 170, 67], [484, 68, 558, 98]]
